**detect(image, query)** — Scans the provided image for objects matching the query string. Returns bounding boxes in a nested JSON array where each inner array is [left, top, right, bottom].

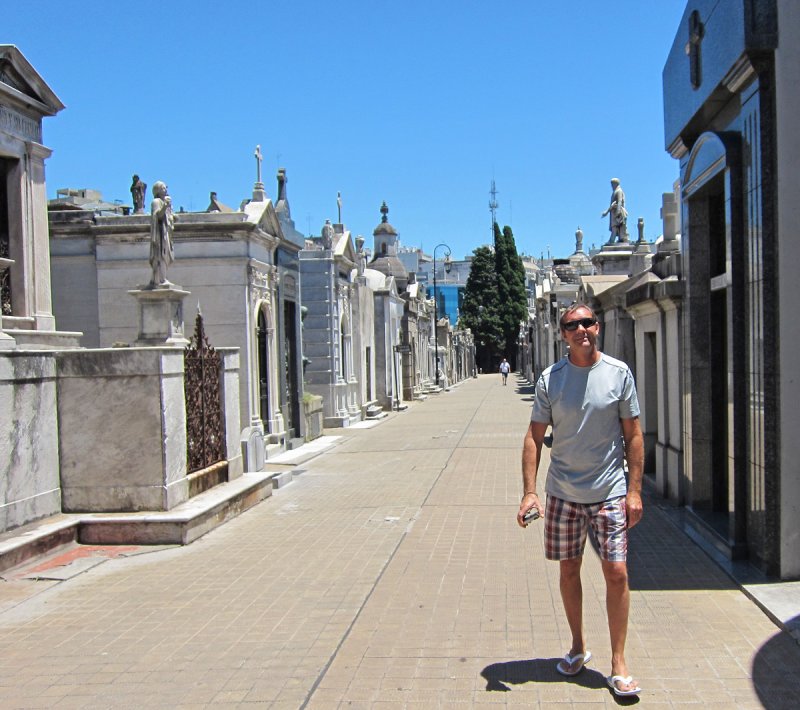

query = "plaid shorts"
[[544, 495, 628, 562]]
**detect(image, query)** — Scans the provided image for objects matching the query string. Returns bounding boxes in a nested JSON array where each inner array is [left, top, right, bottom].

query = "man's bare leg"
[[601, 559, 638, 692], [559, 557, 587, 673]]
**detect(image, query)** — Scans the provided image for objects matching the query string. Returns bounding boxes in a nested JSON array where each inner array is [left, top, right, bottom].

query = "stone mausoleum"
[[664, 0, 800, 579]]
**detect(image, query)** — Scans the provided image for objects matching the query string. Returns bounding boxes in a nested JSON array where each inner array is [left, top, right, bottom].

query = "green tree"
[[459, 245, 503, 372], [493, 224, 529, 369]]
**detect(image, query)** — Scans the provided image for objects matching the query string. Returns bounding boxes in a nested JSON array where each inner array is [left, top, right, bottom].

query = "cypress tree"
[[460, 245, 503, 372], [492, 223, 528, 369], [500, 225, 529, 367]]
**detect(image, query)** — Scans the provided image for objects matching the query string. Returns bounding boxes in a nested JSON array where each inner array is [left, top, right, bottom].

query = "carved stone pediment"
[[0, 61, 26, 94], [0, 46, 65, 119]]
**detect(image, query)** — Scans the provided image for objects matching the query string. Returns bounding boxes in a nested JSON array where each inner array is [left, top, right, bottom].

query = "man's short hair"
[[559, 303, 597, 328]]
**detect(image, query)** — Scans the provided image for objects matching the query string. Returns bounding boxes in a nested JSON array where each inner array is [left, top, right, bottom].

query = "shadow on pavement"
[[625, 491, 738, 592], [515, 383, 536, 396], [480, 659, 639, 704], [751, 615, 800, 709]]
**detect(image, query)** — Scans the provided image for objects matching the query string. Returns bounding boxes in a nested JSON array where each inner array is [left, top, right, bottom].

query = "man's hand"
[[626, 491, 643, 528], [621, 416, 644, 529], [517, 492, 543, 528]]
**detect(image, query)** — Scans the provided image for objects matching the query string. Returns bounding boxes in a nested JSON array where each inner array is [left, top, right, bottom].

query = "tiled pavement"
[[0, 374, 798, 708]]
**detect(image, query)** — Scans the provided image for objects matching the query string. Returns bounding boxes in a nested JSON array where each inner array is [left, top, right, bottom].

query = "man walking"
[[517, 304, 643, 697], [499, 358, 511, 386]]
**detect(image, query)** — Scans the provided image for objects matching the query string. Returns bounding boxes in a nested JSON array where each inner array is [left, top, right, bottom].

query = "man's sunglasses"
[[562, 317, 597, 331]]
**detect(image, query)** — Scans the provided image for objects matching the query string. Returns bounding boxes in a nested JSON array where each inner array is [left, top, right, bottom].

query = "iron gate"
[[184, 311, 225, 473]]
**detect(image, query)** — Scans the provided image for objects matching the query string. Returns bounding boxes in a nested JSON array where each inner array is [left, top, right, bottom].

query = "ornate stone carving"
[[248, 263, 277, 308], [0, 106, 42, 142]]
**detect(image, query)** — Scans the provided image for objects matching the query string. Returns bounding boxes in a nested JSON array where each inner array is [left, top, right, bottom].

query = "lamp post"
[[433, 243, 452, 387]]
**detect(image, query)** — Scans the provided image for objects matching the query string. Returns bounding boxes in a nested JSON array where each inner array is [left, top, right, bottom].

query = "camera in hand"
[[523, 508, 540, 523]]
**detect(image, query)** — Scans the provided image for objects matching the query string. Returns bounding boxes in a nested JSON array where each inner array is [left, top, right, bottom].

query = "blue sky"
[[5, 0, 687, 261]]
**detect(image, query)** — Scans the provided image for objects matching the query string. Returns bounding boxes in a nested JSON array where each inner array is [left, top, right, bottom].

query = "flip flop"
[[606, 674, 641, 696], [556, 650, 592, 676]]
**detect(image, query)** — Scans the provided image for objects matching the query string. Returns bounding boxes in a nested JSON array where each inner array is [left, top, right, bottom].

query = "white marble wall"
[[220, 348, 243, 479], [0, 353, 61, 532], [56, 348, 189, 512], [49, 219, 261, 437]]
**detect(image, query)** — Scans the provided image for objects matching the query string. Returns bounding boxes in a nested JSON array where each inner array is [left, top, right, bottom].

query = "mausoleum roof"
[[374, 221, 398, 236], [363, 268, 388, 290], [369, 254, 409, 286]]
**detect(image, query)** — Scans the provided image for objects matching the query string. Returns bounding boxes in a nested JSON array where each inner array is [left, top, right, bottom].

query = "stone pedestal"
[[592, 243, 634, 275], [0, 258, 17, 350], [129, 284, 191, 347]]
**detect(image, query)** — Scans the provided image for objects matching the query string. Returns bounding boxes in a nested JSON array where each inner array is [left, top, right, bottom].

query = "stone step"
[[286, 437, 306, 450], [0, 471, 275, 571]]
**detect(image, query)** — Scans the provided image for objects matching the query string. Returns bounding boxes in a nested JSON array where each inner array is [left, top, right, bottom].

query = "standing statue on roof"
[[149, 181, 175, 287], [131, 174, 147, 214], [601, 178, 629, 243]]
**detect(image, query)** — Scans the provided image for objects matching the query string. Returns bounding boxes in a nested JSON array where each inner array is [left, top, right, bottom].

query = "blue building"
[[433, 283, 463, 325]]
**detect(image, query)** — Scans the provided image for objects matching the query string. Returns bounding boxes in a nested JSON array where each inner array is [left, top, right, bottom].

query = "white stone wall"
[[56, 347, 241, 512], [0, 353, 61, 532], [56, 348, 188, 512]]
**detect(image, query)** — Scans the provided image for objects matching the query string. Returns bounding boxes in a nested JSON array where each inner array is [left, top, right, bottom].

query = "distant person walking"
[[517, 303, 644, 697], [499, 358, 510, 386]]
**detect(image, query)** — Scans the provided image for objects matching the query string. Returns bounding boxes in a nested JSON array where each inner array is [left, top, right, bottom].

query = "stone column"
[[659, 192, 680, 253], [26, 142, 56, 331]]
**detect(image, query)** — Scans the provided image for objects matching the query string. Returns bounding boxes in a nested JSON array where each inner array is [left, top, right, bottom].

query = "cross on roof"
[[685, 9, 705, 89], [254, 145, 263, 184]]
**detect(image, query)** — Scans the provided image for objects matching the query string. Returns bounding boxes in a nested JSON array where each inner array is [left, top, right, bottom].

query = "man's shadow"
[[481, 658, 639, 704], [481, 657, 604, 690]]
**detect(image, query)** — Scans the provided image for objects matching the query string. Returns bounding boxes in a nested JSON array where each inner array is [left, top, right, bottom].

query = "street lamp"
[[433, 243, 452, 387]]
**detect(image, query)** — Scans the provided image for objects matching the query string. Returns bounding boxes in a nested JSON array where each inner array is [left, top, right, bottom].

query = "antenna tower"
[[489, 179, 499, 242]]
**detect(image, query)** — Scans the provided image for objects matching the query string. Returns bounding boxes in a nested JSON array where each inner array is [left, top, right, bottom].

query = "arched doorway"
[[256, 308, 271, 430], [283, 298, 300, 436]]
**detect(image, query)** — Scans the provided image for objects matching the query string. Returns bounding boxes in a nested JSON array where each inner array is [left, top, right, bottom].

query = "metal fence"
[[184, 311, 225, 473]]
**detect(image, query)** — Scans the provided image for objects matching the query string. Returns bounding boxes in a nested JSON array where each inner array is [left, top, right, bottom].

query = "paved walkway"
[[0, 374, 798, 708]]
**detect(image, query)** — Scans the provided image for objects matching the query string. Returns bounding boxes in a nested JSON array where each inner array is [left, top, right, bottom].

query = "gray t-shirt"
[[531, 352, 640, 504]]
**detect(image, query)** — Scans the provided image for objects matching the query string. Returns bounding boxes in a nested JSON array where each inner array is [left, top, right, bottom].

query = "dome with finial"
[[373, 201, 398, 237], [369, 201, 408, 289]]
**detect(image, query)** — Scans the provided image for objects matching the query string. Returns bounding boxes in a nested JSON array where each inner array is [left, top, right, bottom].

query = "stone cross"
[[254, 145, 263, 185], [686, 9, 705, 89], [337, 192, 342, 224]]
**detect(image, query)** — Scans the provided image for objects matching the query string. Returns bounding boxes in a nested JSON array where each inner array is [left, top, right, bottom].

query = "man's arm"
[[517, 420, 548, 527], [621, 416, 644, 528]]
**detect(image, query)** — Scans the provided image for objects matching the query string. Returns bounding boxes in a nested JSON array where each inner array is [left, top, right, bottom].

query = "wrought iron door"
[[184, 312, 225, 473], [1, 159, 11, 316]]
